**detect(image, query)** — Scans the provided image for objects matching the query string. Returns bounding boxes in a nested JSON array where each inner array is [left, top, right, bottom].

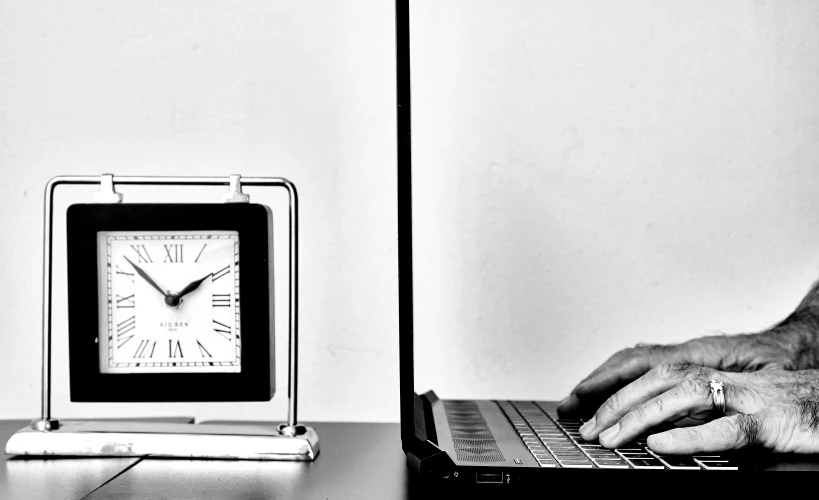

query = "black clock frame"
[[66, 203, 275, 402]]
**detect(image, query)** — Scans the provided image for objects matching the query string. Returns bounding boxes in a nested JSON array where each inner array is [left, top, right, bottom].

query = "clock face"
[[97, 230, 240, 374]]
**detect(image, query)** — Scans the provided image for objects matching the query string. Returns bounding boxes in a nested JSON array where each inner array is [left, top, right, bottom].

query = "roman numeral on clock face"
[[213, 319, 231, 340], [115, 265, 134, 283], [134, 340, 156, 359], [130, 245, 152, 263], [194, 244, 208, 263], [163, 244, 183, 263], [212, 265, 230, 282], [116, 294, 135, 309], [117, 316, 136, 348], [212, 294, 230, 307], [168, 340, 183, 358], [197, 340, 213, 358]]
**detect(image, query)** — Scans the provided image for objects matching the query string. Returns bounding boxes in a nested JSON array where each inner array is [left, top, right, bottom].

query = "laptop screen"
[[399, 0, 819, 450]]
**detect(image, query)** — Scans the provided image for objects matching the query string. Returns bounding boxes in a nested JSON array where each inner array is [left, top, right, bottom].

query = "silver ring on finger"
[[709, 379, 726, 415]]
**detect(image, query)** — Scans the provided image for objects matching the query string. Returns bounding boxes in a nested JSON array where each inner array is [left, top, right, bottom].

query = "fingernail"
[[579, 416, 596, 436], [649, 432, 671, 448], [599, 423, 620, 444], [558, 397, 568, 407]]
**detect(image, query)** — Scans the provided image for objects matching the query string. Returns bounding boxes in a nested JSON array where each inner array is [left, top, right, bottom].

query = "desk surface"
[[6, 418, 819, 499], [1, 420, 411, 500]]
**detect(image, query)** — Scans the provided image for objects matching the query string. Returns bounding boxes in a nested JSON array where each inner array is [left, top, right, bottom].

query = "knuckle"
[[621, 404, 647, 427], [682, 427, 702, 444], [601, 393, 622, 416], [611, 347, 637, 363], [650, 363, 676, 379], [680, 363, 713, 380], [632, 343, 663, 358], [658, 362, 710, 380], [678, 378, 706, 399], [652, 396, 665, 416]]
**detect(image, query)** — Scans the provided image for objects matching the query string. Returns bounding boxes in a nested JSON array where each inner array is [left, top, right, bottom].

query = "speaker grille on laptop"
[[444, 401, 505, 463]]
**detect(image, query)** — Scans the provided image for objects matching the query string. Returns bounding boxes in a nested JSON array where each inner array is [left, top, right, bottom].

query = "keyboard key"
[[695, 460, 738, 470], [501, 402, 715, 473], [624, 458, 664, 469], [650, 453, 701, 470], [553, 451, 585, 457], [593, 459, 630, 469], [618, 442, 642, 449], [558, 460, 594, 468]]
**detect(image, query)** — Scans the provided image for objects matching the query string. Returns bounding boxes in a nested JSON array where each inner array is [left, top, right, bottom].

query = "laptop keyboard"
[[497, 401, 738, 470]]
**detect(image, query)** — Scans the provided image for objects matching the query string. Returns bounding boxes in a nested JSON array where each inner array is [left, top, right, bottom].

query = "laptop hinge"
[[419, 391, 438, 444], [405, 439, 455, 479]]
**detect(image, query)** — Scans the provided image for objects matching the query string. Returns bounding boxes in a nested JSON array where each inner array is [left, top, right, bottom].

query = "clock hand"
[[175, 273, 212, 300], [123, 256, 168, 299]]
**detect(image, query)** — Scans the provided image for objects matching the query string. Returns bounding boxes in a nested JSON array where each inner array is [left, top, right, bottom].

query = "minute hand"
[[124, 256, 168, 298]]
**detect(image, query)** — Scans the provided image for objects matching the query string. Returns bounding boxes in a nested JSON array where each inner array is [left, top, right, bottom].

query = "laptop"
[[394, 0, 819, 485]]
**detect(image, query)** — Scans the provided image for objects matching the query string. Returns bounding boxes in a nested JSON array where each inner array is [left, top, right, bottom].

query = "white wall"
[[412, 1, 819, 400], [1, 1, 818, 423], [0, 0, 398, 422]]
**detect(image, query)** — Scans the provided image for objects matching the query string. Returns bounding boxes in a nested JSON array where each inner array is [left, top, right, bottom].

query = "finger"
[[560, 343, 702, 417], [595, 378, 714, 448], [558, 348, 657, 416], [579, 363, 712, 441], [647, 413, 768, 454]]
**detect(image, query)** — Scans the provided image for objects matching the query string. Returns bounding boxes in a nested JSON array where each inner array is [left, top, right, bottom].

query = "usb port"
[[476, 472, 503, 484]]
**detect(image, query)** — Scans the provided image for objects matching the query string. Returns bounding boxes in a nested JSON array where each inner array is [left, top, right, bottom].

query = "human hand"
[[559, 282, 819, 420], [575, 364, 819, 454], [559, 330, 815, 419]]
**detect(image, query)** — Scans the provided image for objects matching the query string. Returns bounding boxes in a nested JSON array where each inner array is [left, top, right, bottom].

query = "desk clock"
[[4, 175, 319, 461], [67, 203, 274, 402]]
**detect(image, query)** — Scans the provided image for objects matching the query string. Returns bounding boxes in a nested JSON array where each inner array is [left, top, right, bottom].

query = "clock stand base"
[[5, 420, 319, 461]]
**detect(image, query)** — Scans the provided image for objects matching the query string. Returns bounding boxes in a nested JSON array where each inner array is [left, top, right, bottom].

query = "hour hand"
[[175, 273, 212, 300], [124, 256, 167, 298]]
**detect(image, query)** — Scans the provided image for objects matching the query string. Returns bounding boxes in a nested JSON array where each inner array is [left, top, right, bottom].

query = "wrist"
[[764, 311, 819, 370]]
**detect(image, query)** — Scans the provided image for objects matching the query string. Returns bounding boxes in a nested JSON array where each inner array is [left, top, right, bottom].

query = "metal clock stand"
[[5, 174, 319, 461]]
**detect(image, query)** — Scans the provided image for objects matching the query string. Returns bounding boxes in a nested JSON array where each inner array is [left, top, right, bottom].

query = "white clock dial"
[[97, 230, 241, 374]]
